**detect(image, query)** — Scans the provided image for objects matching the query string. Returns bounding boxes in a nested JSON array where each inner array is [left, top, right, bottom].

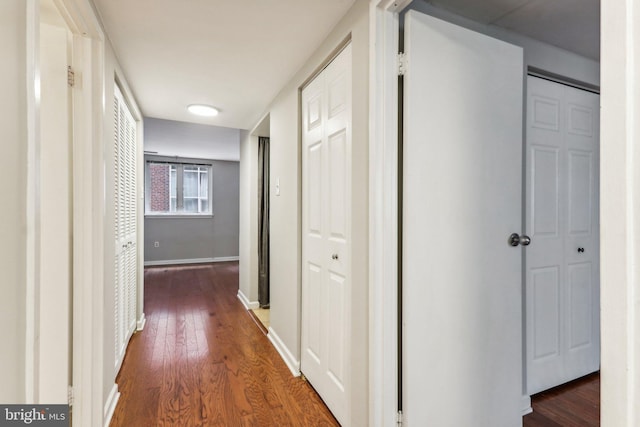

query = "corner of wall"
[[239, 131, 260, 303], [267, 327, 301, 377]]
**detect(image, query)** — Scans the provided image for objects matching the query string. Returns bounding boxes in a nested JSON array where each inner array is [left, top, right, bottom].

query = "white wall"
[[407, 1, 600, 86], [0, 0, 27, 404], [239, 129, 259, 304], [246, 0, 371, 424]]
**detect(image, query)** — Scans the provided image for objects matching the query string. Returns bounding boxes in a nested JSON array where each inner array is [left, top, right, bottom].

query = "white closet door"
[[301, 44, 352, 426], [525, 76, 600, 394], [114, 84, 138, 367], [403, 11, 524, 426]]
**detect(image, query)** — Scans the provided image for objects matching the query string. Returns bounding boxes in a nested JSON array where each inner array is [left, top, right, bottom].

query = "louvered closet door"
[[114, 84, 138, 367]]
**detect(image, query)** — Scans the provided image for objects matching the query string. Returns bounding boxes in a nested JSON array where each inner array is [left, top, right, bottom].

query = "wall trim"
[[144, 256, 239, 267], [136, 313, 146, 331], [237, 290, 260, 310], [267, 327, 301, 377], [103, 383, 120, 427], [521, 395, 532, 416]]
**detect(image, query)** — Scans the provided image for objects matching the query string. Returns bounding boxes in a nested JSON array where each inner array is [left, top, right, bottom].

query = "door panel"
[[568, 152, 593, 234], [525, 75, 600, 394], [568, 262, 592, 349], [531, 267, 561, 361], [329, 130, 347, 237], [532, 147, 560, 236], [403, 11, 524, 426], [301, 44, 352, 426]]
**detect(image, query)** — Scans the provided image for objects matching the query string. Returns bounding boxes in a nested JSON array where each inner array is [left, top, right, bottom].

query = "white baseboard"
[[137, 313, 146, 331], [267, 326, 300, 377], [521, 394, 532, 416], [103, 383, 120, 426], [237, 290, 260, 310], [144, 256, 239, 267]]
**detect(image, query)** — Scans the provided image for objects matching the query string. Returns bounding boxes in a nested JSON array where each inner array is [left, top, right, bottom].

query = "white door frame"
[[26, 0, 106, 424], [368, 1, 410, 426], [600, 1, 640, 426], [371, 0, 640, 426]]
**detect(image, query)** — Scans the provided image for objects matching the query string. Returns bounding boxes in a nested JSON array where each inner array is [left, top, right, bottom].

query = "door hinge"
[[397, 52, 407, 76], [67, 66, 75, 87], [68, 386, 74, 407], [397, 410, 403, 426]]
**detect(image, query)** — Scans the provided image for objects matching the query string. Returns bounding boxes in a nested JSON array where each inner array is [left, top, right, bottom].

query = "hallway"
[[109, 263, 338, 426]]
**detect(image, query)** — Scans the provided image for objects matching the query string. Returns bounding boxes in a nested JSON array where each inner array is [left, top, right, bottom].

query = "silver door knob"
[[331, 254, 339, 260], [509, 233, 531, 247]]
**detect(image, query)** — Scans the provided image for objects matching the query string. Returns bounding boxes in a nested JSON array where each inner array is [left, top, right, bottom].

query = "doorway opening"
[[396, 1, 601, 425]]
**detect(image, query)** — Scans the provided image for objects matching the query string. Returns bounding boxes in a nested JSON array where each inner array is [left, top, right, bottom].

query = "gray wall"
[[144, 157, 240, 263]]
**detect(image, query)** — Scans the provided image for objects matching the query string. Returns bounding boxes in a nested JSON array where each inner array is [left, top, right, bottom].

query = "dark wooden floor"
[[523, 372, 600, 427], [110, 263, 338, 427], [110, 262, 599, 426]]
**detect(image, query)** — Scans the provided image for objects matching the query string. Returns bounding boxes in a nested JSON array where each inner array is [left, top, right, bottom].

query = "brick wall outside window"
[[149, 163, 170, 211]]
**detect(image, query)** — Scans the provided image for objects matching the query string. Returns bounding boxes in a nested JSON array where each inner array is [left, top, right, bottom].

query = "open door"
[[258, 136, 270, 308], [402, 11, 524, 426]]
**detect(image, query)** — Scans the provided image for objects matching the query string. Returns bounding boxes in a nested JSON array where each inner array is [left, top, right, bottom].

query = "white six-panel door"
[[301, 43, 352, 426], [402, 11, 524, 427], [525, 76, 600, 395]]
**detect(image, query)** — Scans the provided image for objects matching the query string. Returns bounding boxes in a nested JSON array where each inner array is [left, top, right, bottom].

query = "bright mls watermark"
[[0, 405, 69, 426]]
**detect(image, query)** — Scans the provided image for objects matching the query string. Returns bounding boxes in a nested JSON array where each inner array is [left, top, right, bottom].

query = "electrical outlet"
[[154, 241, 159, 248]]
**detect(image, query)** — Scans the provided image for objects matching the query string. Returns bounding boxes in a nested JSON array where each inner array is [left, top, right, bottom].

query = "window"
[[145, 159, 213, 216]]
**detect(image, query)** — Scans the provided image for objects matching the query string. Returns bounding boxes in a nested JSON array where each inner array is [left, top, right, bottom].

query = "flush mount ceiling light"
[[187, 104, 219, 117]]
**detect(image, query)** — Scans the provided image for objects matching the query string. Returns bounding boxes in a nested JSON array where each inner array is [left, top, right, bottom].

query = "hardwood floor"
[[523, 372, 600, 427], [110, 263, 338, 427]]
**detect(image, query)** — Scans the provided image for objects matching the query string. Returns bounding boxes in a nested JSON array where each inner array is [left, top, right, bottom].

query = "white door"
[[525, 76, 600, 395], [403, 11, 524, 426], [301, 44, 352, 425], [114, 84, 138, 367]]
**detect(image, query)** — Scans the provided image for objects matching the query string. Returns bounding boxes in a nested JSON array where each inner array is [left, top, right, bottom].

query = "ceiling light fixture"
[[188, 104, 219, 117]]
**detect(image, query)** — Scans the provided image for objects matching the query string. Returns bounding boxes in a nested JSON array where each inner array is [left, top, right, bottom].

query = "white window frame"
[[144, 156, 214, 217]]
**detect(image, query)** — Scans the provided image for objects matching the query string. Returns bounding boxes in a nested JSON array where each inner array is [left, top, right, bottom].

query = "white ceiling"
[[92, 0, 599, 134], [92, 0, 357, 131]]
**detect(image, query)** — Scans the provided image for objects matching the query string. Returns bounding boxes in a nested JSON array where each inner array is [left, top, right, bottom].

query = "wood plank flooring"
[[523, 372, 600, 427], [110, 263, 338, 427]]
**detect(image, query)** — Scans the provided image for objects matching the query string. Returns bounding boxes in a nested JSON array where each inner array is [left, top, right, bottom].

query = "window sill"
[[145, 214, 214, 219]]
